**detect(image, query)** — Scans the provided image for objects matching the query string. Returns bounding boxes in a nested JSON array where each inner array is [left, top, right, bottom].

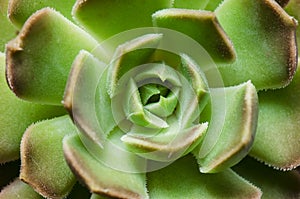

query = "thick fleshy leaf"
[[215, 0, 297, 90], [8, 0, 76, 28], [91, 194, 111, 199], [107, 34, 162, 97], [285, 0, 300, 56], [6, 8, 98, 105], [204, 0, 224, 11], [20, 115, 77, 199], [250, 65, 300, 170], [0, 178, 42, 199], [124, 78, 169, 129], [122, 117, 208, 162], [64, 50, 107, 147], [72, 0, 172, 41], [0, 0, 17, 51], [195, 81, 258, 173], [0, 53, 66, 163], [147, 154, 262, 198], [178, 53, 209, 113], [234, 156, 300, 199], [172, 0, 209, 9], [63, 134, 149, 199], [153, 8, 236, 63]]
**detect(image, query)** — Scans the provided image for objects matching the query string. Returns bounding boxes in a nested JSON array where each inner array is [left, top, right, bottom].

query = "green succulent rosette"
[[0, 0, 300, 198]]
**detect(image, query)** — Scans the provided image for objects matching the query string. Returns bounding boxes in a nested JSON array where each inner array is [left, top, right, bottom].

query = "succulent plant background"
[[0, 0, 300, 198]]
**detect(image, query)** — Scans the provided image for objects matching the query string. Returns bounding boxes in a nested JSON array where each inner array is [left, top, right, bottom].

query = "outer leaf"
[[285, 0, 300, 56], [250, 65, 300, 170], [234, 156, 300, 199], [0, 0, 17, 51], [6, 8, 98, 105], [204, 0, 224, 11], [0, 178, 42, 199], [20, 115, 77, 199], [172, 0, 209, 9], [8, 0, 76, 28], [147, 154, 262, 198], [72, 0, 173, 41], [153, 8, 236, 63], [63, 134, 149, 199], [0, 52, 66, 163], [196, 81, 258, 173], [215, 0, 297, 90], [91, 194, 112, 199]]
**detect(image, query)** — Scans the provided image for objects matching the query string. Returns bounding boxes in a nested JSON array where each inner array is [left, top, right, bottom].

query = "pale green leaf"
[[285, 0, 300, 56], [147, 154, 262, 198], [72, 0, 172, 41], [20, 115, 77, 199], [0, 178, 42, 199], [64, 50, 107, 146], [0, 0, 17, 51], [173, 0, 210, 9], [8, 0, 76, 28], [6, 8, 98, 105], [122, 117, 207, 162], [215, 0, 297, 90], [63, 134, 149, 199], [0, 52, 66, 163], [196, 81, 258, 173], [250, 65, 300, 170], [153, 8, 236, 63]]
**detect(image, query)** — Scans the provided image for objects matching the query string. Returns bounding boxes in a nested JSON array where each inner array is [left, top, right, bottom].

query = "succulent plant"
[[0, 0, 300, 198]]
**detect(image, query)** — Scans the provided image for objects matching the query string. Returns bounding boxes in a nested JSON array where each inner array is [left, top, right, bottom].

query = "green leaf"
[[8, 0, 76, 28], [173, 0, 210, 9], [20, 115, 77, 199], [0, 52, 66, 163], [6, 8, 98, 105], [124, 78, 169, 129], [122, 117, 208, 162], [63, 134, 149, 199], [250, 65, 300, 170], [195, 81, 258, 173], [72, 0, 173, 41], [0, 0, 17, 51], [147, 154, 262, 198], [0, 178, 42, 199], [90, 194, 112, 199], [215, 0, 297, 90], [285, 0, 300, 56], [153, 8, 236, 63], [107, 34, 162, 97], [234, 156, 300, 199], [178, 53, 209, 113], [204, 0, 224, 11], [64, 50, 107, 146]]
